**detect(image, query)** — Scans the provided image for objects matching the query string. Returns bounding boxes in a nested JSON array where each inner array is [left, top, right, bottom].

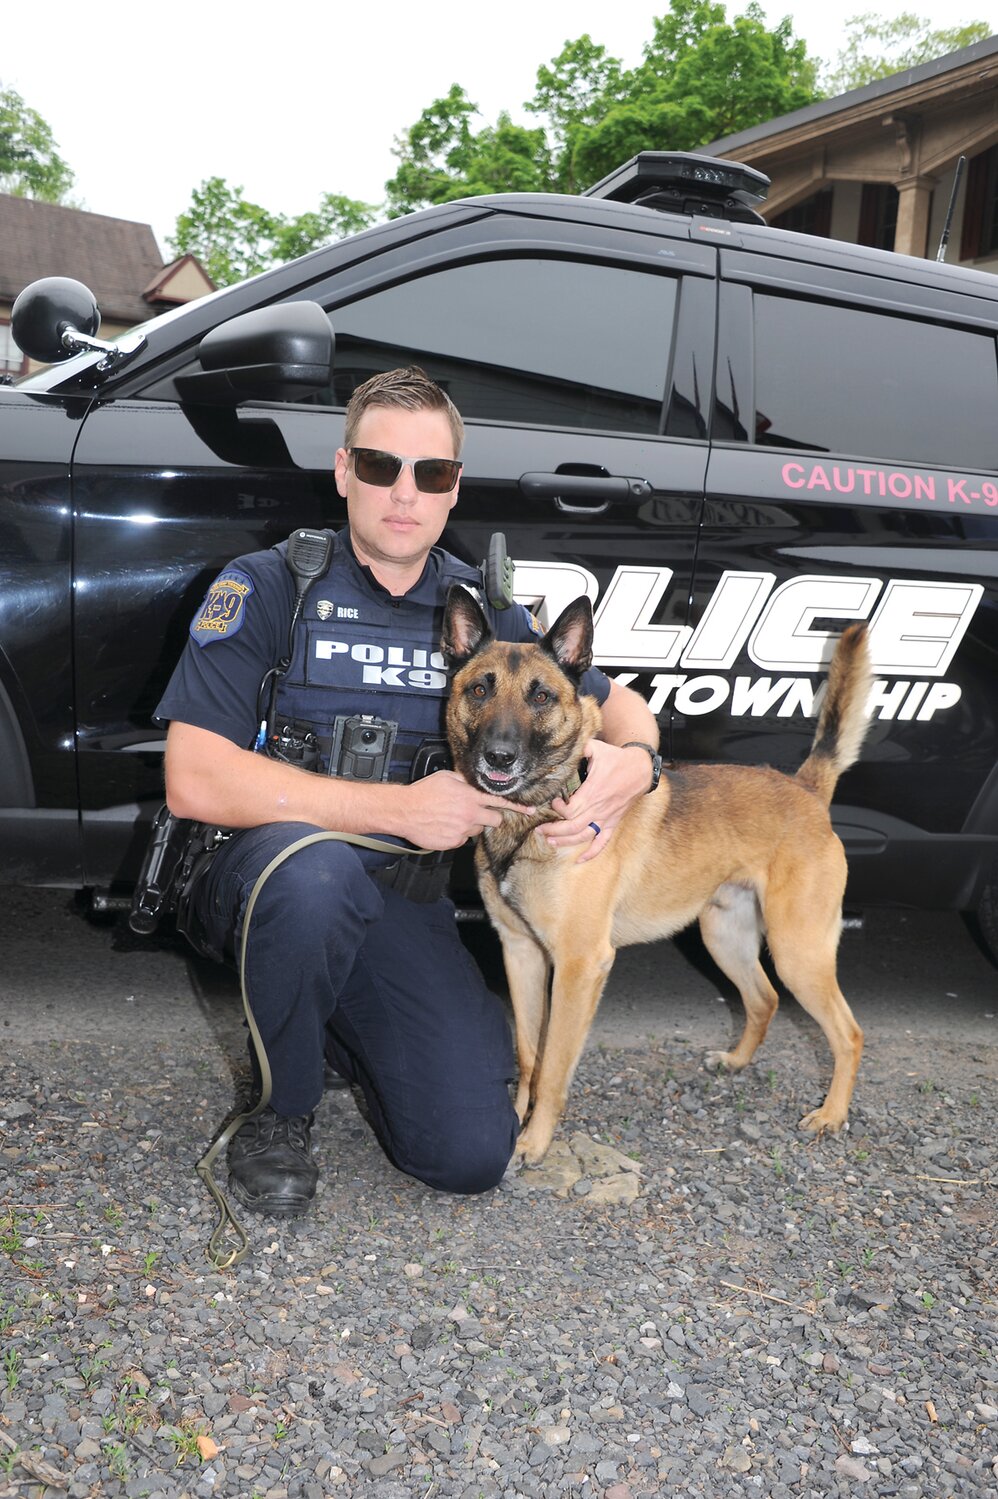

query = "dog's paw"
[[705, 1049, 736, 1072], [514, 1121, 554, 1167], [799, 1107, 849, 1136]]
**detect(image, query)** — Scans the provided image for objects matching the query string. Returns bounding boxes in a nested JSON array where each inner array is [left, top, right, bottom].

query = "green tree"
[[569, 0, 817, 183], [387, 2, 819, 213], [385, 85, 553, 216], [525, 35, 626, 192], [569, 100, 699, 191], [170, 178, 377, 286], [819, 12, 990, 95], [639, 0, 817, 136], [170, 178, 280, 286], [273, 193, 378, 262], [385, 84, 481, 214], [0, 85, 74, 201], [458, 114, 553, 197]]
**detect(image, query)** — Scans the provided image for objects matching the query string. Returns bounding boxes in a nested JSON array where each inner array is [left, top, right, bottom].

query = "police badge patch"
[[191, 569, 255, 645]]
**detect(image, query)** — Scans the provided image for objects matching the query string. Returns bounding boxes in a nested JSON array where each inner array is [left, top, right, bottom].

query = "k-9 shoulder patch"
[[190, 569, 255, 646]]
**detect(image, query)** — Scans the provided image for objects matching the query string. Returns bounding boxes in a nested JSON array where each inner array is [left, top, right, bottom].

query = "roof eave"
[[703, 32, 998, 158]]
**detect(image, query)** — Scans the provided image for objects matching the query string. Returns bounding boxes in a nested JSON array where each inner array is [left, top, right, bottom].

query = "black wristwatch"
[[623, 741, 663, 794]]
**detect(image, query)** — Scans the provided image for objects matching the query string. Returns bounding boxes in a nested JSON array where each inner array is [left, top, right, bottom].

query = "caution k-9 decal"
[[513, 563, 984, 723]]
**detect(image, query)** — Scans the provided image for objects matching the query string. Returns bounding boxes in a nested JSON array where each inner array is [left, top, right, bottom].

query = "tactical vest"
[[270, 530, 492, 783]]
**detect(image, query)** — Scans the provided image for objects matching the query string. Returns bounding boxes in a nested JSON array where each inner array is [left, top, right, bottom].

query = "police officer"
[[157, 366, 660, 1217]]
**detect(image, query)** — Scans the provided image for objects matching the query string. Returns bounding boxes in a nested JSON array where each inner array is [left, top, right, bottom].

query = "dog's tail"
[[796, 624, 873, 806]]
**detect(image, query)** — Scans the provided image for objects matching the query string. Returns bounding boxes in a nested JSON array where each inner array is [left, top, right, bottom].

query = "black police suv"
[[3, 153, 997, 958]]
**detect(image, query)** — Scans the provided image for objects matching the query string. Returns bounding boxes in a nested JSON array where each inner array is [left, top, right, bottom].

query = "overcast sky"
[[2, 0, 989, 254]]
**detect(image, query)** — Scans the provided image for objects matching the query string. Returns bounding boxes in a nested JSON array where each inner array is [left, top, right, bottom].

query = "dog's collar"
[[560, 764, 584, 800]]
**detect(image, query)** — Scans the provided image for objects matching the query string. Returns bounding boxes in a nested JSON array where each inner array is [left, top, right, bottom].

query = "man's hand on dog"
[[538, 740, 653, 862], [405, 769, 532, 850]]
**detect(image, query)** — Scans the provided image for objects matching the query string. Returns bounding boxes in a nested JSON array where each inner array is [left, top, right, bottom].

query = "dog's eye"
[[471, 682, 488, 699], [532, 688, 551, 705]]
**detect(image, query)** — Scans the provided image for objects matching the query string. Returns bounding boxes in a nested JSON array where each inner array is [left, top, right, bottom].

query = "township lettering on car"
[[512, 563, 983, 723]]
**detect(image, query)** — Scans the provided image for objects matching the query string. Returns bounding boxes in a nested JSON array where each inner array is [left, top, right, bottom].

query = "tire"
[[975, 869, 998, 968]]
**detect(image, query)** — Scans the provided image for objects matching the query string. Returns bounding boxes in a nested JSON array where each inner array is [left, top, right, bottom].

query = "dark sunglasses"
[[349, 447, 462, 494]]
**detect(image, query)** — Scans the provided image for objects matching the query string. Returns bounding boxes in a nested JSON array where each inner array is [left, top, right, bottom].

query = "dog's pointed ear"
[[441, 585, 494, 665], [542, 595, 594, 679]]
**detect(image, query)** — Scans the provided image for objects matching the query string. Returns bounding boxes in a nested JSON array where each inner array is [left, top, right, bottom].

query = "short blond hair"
[[344, 366, 464, 456]]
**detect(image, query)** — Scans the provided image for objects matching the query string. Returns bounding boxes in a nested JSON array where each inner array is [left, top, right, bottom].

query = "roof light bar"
[[585, 152, 771, 225]]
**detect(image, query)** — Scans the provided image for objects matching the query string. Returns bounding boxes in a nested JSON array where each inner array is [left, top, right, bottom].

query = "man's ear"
[[542, 595, 594, 679], [333, 447, 350, 499], [441, 585, 494, 664]]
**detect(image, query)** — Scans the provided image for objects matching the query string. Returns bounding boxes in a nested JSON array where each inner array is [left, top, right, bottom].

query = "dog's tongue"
[[484, 769, 514, 787]]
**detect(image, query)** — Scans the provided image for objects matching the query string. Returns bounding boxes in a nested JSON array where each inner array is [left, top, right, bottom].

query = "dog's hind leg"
[[770, 950, 863, 1134], [766, 861, 863, 1134], [497, 925, 551, 1124], [515, 937, 616, 1166], [700, 884, 780, 1073]]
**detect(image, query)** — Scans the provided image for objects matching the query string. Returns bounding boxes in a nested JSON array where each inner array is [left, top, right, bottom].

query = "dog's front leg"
[[498, 926, 551, 1123], [516, 942, 616, 1165]]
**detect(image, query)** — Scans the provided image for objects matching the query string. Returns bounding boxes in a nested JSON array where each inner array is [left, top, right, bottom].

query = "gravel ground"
[[0, 892, 995, 1499]]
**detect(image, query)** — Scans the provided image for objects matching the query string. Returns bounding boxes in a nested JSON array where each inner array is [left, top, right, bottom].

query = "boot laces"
[[247, 1107, 312, 1153]]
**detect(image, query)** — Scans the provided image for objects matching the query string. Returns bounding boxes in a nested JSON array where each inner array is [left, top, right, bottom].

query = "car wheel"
[[974, 864, 998, 968]]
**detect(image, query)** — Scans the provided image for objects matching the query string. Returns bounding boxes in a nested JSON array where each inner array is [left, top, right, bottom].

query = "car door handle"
[[519, 471, 653, 514]]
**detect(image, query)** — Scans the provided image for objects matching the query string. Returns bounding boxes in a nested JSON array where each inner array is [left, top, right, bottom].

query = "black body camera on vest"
[[328, 714, 398, 782]]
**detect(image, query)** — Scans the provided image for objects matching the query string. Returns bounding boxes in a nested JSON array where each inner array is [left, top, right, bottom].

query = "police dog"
[[442, 587, 872, 1166]]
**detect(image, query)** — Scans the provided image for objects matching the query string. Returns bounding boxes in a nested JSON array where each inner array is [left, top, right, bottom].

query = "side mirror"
[[175, 301, 334, 406], [11, 277, 102, 363]]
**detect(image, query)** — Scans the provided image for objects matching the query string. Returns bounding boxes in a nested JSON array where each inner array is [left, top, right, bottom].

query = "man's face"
[[334, 406, 460, 577]]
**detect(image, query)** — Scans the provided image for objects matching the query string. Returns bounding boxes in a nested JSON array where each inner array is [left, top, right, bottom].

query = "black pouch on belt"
[[373, 849, 454, 903], [372, 736, 454, 903]]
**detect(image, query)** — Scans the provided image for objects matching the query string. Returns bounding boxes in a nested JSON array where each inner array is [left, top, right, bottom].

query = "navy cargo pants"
[[190, 822, 519, 1194]]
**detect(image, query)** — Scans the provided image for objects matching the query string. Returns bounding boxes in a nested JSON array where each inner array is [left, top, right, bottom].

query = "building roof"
[[142, 255, 211, 305], [704, 32, 998, 157], [0, 195, 169, 324]]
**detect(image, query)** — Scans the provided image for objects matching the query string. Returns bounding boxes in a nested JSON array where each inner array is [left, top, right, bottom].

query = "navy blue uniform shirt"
[[156, 530, 611, 766]]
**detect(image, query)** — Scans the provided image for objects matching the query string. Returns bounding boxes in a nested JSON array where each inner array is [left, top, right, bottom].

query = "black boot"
[[323, 1060, 352, 1091], [323, 1032, 357, 1091], [228, 1107, 318, 1217]]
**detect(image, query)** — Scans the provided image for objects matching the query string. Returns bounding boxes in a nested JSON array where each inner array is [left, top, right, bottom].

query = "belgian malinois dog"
[[443, 587, 872, 1166]]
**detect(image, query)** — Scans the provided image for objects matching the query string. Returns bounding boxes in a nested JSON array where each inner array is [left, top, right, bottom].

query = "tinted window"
[[329, 258, 676, 433], [753, 294, 998, 469]]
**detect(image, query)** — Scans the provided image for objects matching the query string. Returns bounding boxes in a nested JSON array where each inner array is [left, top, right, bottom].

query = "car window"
[[327, 258, 677, 434], [752, 293, 998, 470]]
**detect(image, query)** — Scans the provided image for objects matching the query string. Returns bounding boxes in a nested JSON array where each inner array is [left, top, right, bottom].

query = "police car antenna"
[[935, 156, 966, 264]]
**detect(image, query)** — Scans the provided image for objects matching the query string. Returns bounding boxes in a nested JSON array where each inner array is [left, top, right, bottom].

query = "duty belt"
[[372, 849, 454, 903]]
